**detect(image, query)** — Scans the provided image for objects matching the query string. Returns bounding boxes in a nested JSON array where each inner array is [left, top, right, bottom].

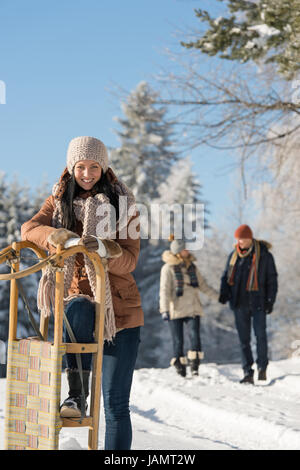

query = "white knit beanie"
[[66, 136, 109, 174], [170, 239, 186, 255]]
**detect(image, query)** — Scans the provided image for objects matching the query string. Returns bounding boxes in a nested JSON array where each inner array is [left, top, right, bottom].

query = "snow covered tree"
[[154, 156, 208, 241], [157, 1, 300, 169], [182, 0, 300, 79], [110, 81, 178, 206], [156, 156, 203, 206], [250, 136, 300, 359]]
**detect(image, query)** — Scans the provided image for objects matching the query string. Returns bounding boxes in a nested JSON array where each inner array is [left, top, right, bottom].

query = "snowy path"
[[0, 357, 299, 450], [130, 358, 300, 450]]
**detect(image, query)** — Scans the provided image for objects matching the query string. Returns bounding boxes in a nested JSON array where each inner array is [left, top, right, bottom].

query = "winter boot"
[[170, 357, 187, 377], [258, 368, 267, 381], [187, 350, 203, 376], [60, 369, 90, 418], [239, 370, 254, 385]]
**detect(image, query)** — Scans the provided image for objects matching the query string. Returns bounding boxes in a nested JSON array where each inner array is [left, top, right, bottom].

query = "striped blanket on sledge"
[[4, 339, 66, 450]]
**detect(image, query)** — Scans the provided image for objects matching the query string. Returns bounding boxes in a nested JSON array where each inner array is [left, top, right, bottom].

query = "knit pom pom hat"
[[169, 234, 186, 255], [234, 224, 253, 240], [66, 136, 109, 174]]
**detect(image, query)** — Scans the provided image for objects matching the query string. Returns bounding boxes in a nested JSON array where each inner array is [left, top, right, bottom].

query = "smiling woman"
[[60, 137, 120, 231], [21, 135, 144, 450], [74, 160, 102, 190]]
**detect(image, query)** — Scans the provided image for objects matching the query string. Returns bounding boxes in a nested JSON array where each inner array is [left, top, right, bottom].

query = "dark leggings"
[[169, 316, 201, 358]]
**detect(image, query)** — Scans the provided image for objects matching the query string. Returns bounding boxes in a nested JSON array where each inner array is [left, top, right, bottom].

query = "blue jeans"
[[169, 316, 201, 358], [63, 297, 141, 450], [233, 306, 268, 374]]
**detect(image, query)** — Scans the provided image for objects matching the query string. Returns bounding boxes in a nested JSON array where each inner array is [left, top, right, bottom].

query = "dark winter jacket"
[[219, 241, 278, 312]]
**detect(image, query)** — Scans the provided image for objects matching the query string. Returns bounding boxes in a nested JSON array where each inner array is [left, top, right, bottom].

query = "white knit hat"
[[66, 136, 109, 174], [170, 239, 186, 255]]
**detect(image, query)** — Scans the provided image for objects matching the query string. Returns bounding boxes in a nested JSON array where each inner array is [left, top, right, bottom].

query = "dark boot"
[[171, 357, 187, 377], [258, 368, 267, 381], [187, 350, 201, 376], [240, 370, 254, 385], [60, 369, 90, 418]]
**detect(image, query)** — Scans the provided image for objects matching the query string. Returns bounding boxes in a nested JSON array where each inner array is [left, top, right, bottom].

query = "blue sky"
[[0, 0, 236, 226]]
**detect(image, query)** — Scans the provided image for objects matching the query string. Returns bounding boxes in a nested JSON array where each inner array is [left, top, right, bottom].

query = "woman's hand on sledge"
[[78, 236, 122, 258], [47, 228, 79, 248], [79, 235, 100, 253]]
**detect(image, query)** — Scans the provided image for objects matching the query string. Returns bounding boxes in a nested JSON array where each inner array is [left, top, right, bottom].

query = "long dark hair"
[[61, 170, 120, 231]]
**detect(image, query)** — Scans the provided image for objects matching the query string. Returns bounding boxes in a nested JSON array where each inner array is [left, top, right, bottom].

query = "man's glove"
[[161, 312, 170, 321], [265, 301, 274, 314], [218, 293, 228, 305]]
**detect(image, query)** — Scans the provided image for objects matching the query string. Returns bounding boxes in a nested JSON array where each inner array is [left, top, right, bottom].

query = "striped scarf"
[[173, 262, 199, 297], [227, 239, 260, 291]]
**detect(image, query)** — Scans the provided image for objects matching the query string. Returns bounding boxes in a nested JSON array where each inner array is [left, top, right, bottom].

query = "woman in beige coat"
[[159, 238, 218, 377]]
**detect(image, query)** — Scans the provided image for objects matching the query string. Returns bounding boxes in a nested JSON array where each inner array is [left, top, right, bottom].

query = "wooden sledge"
[[0, 241, 106, 450]]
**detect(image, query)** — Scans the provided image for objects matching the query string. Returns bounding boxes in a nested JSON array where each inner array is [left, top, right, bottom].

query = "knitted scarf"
[[173, 262, 199, 297], [37, 167, 136, 342], [227, 239, 260, 291]]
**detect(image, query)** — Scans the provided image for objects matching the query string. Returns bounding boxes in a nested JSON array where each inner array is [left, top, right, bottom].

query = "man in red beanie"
[[218, 225, 278, 384]]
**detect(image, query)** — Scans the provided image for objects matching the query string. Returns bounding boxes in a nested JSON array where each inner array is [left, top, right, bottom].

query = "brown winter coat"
[[159, 250, 218, 320], [21, 194, 144, 330]]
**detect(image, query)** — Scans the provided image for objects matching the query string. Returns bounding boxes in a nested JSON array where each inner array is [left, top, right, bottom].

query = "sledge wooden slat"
[[88, 254, 105, 450], [54, 244, 64, 348], [0, 255, 55, 281], [62, 417, 93, 428], [64, 343, 98, 354], [8, 242, 19, 343], [0, 245, 13, 265]]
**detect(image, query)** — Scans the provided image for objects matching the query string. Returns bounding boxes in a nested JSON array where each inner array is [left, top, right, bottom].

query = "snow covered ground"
[[0, 357, 299, 450]]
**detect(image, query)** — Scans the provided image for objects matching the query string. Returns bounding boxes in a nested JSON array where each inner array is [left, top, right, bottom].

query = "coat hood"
[[162, 250, 196, 266], [233, 239, 273, 251], [259, 240, 272, 251]]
